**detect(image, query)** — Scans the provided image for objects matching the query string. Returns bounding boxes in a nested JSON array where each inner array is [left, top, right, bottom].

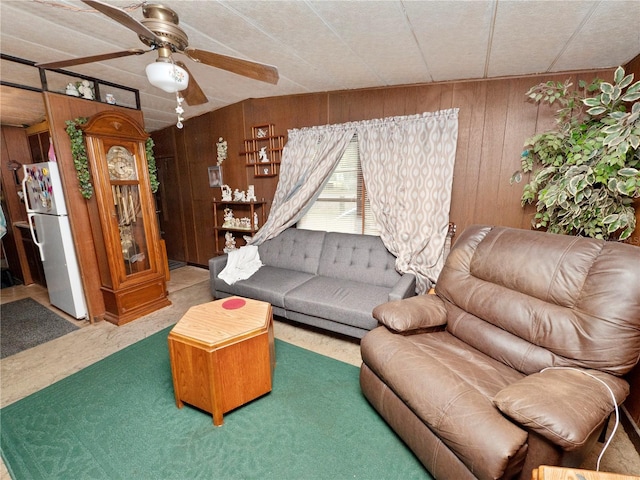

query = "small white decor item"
[[233, 189, 246, 202], [256, 128, 268, 138], [240, 217, 252, 229], [222, 208, 235, 227], [65, 83, 80, 97], [246, 185, 257, 202], [221, 184, 232, 201], [216, 137, 227, 165], [175, 93, 185, 129], [259, 146, 269, 163], [105, 94, 116, 105], [77, 80, 95, 100], [254, 212, 259, 230], [223, 231, 237, 253]]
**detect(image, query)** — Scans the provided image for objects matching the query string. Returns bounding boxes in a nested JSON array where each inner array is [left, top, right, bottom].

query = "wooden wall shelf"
[[241, 124, 284, 177], [213, 199, 266, 254]]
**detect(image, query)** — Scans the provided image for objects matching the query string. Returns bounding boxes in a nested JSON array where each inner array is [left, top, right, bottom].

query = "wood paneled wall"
[[154, 65, 640, 265], [1, 126, 32, 282]]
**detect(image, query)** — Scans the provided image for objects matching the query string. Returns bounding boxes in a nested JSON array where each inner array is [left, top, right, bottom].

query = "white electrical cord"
[[540, 366, 619, 472]]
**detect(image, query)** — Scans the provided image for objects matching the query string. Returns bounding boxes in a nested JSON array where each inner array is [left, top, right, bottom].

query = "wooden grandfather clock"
[[83, 111, 170, 325]]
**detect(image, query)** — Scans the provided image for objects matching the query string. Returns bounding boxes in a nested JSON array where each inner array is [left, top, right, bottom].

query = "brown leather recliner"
[[360, 225, 640, 480]]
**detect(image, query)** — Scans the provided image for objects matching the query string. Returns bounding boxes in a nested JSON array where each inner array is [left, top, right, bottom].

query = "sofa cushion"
[[317, 232, 401, 288], [493, 368, 629, 450], [437, 225, 640, 376], [217, 266, 314, 309], [361, 326, 528, 479], [258, 228, 326, 274], [284, 276, 391, 331]]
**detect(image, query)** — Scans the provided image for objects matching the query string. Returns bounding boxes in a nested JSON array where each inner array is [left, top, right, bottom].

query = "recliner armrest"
[[493, 368, 629, 451], [373, 293, 447, 334], [388, 273, 416, 301]]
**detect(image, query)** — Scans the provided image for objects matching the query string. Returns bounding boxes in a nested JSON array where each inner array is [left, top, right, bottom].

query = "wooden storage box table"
[[531, 465, 639, 480], [168, 296, 275, 426]]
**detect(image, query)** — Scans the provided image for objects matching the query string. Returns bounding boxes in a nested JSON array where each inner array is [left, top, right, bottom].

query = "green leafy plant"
[[145, 137, 159, 194], [65, 117, 92, 199], [65, 117, 159, 198], [511, 66, 640, 241]]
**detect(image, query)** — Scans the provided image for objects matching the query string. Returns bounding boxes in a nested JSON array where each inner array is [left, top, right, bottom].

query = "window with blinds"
[[297, 134, 379, 236]]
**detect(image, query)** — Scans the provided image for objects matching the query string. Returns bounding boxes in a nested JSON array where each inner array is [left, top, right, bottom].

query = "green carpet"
[[1, 327, 430, 479], [1, 298, 78, 359]]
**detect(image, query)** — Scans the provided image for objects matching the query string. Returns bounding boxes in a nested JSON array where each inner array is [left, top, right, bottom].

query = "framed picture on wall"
[[208, 166, 222, 187]]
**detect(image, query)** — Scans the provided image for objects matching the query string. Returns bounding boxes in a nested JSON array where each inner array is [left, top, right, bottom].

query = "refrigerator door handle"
[[21, 173, 35, 214], [22, 176, 45, 261], [26, 213, 45, 262]]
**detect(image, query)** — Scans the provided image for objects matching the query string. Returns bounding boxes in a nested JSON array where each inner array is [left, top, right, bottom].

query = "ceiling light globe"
[[145, 62, 189, 93]]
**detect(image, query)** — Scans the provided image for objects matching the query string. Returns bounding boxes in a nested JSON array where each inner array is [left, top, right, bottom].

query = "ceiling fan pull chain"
[[175, 93, 184, 129]]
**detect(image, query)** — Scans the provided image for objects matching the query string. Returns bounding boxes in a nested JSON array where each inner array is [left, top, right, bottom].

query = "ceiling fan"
[[35, 0, 279, 106]]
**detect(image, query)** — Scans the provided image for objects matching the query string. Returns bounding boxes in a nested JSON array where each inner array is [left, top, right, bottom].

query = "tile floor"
[[1, 266, 638, 478]]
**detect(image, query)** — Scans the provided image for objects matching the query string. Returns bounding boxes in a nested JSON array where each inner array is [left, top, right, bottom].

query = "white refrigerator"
[[22, 162, 88, 319]]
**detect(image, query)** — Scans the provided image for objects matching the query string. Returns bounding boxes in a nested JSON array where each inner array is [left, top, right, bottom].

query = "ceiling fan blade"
[[184, 48, 279, 85], [81, 0, 162, 44], [35, 49, 147, 69], [175, 61, 208, 106]]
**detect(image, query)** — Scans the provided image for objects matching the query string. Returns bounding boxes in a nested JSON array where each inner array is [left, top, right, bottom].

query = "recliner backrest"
[[436, 225, 640, 376]]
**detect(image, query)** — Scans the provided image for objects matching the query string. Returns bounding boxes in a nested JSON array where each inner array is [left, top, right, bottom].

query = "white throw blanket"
[[218, 245, 263, 285]]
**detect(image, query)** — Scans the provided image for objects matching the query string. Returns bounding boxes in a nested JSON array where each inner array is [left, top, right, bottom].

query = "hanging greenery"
[[146, 137, 159, 194], [65, 117, 160, 198], [65, 117, 92, 199]]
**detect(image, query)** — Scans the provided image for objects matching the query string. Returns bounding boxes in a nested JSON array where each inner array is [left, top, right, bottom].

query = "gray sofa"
[[209, 228, 416, 338]]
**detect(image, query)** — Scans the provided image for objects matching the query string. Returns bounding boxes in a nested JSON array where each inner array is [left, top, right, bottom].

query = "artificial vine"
[[65, 117, 160, 198], [65, 117, 92, 199], [146, 137, 159, 194]]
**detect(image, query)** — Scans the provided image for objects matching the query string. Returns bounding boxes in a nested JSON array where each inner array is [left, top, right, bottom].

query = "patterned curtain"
[[357, 109, 459, 294], [249, 124, 356, 245]]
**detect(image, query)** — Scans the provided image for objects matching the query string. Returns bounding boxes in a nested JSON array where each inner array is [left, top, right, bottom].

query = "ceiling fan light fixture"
[[145, 61, 189, 93]]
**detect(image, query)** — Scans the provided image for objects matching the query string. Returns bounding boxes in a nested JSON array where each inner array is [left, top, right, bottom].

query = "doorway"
[[155, 155, 188, 264]]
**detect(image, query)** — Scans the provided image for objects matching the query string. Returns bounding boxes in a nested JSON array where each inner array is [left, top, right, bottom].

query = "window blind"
[[298, 135, 379, 235]]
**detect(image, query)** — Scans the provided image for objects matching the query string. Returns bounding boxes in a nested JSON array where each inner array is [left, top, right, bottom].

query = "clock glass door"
[[106, 145, 150, 276]]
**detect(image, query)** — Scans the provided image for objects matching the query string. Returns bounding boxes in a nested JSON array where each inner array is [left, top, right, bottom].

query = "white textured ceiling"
[[1, 0, 639, 131]]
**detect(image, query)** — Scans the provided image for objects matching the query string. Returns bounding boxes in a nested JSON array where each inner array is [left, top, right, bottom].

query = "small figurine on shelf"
[[239, 217, 250, 229], [65, 83, 80, 97], [259, 146, 269, 163], [223, 208, 234, 227], [233, 189, 246, 202], [77, 80, 95, 100], [246, 185, 257, 202], [223, 231, 237, 253], [221, 184, 232, 201], [254, 212, 259, 230]]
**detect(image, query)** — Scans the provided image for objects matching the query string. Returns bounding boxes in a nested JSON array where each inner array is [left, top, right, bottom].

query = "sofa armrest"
[[209, 254, 228, 284], [372, 293, 447, 334], [493, 368, 629, 451], [388, 273, 416, 301]]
